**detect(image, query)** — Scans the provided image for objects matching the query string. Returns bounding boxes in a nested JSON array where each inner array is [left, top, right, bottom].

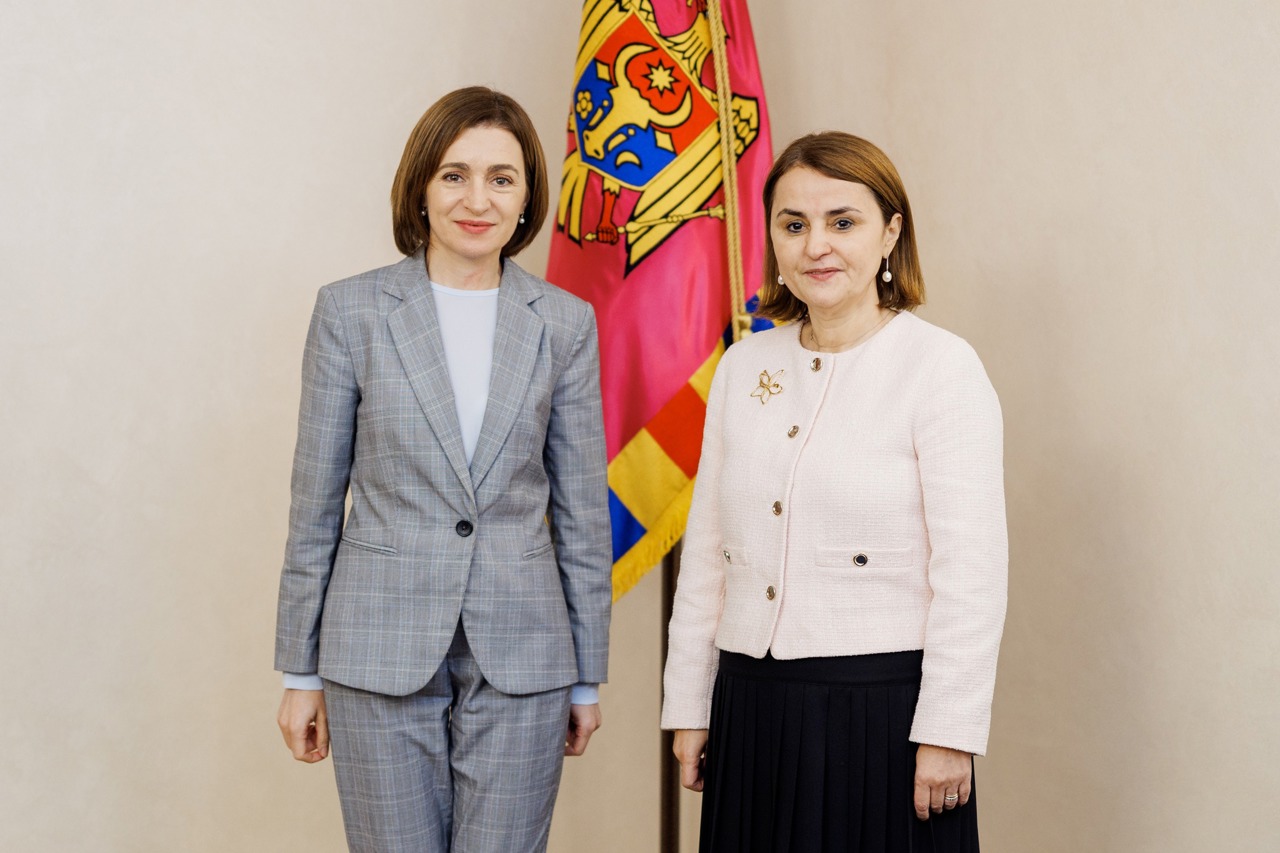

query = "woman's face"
[[770, 167, 901, 320], [423, 124, 528, 273]]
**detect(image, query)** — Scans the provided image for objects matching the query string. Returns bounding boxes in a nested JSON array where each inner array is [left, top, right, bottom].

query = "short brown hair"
[[756, 132, 924, 323], [390, 86, 548, 258]]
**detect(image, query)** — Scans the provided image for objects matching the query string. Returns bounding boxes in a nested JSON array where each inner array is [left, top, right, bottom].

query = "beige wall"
[[2, 1, 1276, 851]]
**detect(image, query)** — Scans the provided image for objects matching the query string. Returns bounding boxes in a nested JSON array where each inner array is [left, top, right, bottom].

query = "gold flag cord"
[[706, 0, 751, 342]]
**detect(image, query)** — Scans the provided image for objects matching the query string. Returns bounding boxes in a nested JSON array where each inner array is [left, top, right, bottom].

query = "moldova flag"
[[547, 0, 772, 598]]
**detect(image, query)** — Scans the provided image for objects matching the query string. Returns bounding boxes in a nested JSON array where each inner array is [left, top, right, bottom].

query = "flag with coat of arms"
[[546, 0, 772, 598]]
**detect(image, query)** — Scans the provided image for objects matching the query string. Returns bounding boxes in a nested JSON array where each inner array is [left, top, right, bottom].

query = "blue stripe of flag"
[[608, 489, 646, 564]]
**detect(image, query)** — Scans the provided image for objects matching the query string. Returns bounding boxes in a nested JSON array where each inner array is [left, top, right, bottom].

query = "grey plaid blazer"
[[275, 252, 611, 696]]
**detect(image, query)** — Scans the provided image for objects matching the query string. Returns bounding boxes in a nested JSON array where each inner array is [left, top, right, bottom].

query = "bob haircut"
[[391, 86, 548, 258], [755, 131, 925, 323]]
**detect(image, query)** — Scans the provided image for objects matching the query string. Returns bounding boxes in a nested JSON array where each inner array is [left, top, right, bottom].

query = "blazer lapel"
[[384, 253, 476, 504], [468, 261, 544, 490]]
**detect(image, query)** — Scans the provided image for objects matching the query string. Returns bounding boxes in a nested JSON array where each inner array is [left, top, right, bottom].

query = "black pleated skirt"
[[699, 650, 979, 853]]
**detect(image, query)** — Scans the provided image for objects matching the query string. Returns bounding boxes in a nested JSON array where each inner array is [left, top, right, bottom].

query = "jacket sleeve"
[[660, 353, 730, 729], [274, 286, 359, 675], [909, 339, 1008, 756], [543, 305, 612, 685]]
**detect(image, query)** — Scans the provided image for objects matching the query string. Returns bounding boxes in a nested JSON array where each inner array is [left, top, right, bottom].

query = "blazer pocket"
[[815, 546, 914, 570], [720, 543, 745, 569], [522, 540, 556, 560], [340, 534, 399, 556]]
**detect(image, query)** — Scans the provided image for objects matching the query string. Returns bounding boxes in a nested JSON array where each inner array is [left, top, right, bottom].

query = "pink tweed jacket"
[[660, 311, 1007, 755]]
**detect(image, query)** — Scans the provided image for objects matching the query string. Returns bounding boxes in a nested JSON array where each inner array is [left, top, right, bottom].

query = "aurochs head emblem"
[[577, 39, 704, 186], [556, 0, 761, 272]]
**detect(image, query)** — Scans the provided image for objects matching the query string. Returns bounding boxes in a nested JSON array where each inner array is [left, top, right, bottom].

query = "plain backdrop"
[[2, 1, 1277, 850]]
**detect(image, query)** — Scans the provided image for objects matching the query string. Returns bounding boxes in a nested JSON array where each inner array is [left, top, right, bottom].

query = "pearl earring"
[[777, 274, 785, 287], [881, 256, 893, 283], [420, 207, 427, 217], [519, 213, 526, 224]]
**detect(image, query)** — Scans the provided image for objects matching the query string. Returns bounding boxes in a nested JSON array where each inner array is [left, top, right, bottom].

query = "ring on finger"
[[944, 793, 959, 803]]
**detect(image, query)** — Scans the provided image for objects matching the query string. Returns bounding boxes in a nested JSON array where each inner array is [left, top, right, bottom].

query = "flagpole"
[[706, 0, 751, 343], [660, 545, 681, 853]]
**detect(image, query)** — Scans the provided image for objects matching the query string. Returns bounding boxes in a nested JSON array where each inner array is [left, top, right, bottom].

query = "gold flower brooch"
[[750, 369, 784, 404]]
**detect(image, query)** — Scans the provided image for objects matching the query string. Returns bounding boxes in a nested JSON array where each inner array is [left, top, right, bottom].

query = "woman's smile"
[[803, 266, 842, 281]]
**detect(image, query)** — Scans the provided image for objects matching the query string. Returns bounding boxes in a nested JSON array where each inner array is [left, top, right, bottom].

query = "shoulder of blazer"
[[718, 323, 795, 375], [504, 261, 588, 311], [502, 259, 591, 319], [317, 252, 424, 314], [891, 310, 970, 353], [882, 311, 987, 386]]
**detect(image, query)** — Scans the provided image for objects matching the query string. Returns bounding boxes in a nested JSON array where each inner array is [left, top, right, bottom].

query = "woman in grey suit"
[[274, 87, 612, 853]]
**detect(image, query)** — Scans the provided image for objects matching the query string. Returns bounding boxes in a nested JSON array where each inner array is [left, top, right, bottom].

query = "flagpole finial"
[[734, 312, 753, 340]]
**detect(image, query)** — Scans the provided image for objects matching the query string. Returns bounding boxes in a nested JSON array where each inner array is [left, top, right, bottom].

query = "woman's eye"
[[833, 218, 853, 230], [442, 173, 463, 183], [493, 176, 513, 187], [784, 221, 805, 233]]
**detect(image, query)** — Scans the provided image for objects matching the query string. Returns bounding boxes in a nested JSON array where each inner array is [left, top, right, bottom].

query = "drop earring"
[[881, 256, 892, 283], [519, 212, 526, 225]]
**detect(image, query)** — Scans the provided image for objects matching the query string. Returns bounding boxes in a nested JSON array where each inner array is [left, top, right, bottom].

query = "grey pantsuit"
[[275, 252, 612, 851], [324, 626, 572, 852]]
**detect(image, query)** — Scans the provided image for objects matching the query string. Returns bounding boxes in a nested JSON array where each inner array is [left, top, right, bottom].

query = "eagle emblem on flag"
[[557, 0, 761, 272]]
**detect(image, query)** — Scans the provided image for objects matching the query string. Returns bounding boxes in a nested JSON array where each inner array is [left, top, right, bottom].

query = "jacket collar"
[[384, 251, 545, 501]]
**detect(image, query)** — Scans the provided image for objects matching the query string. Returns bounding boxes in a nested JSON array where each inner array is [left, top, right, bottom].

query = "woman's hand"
[[565, 704, 603, 756], [277, 689, 329, 763], [914, 744, 972, 819], [673, 729, 709, 792]]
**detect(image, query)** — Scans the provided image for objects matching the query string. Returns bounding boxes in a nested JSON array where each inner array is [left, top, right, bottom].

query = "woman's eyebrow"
[[775, 206, 862, 218], [437, 162, 519, 173]]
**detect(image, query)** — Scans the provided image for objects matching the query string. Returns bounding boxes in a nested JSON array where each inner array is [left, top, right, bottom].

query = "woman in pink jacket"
[[662, 132, 1007, 851]]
